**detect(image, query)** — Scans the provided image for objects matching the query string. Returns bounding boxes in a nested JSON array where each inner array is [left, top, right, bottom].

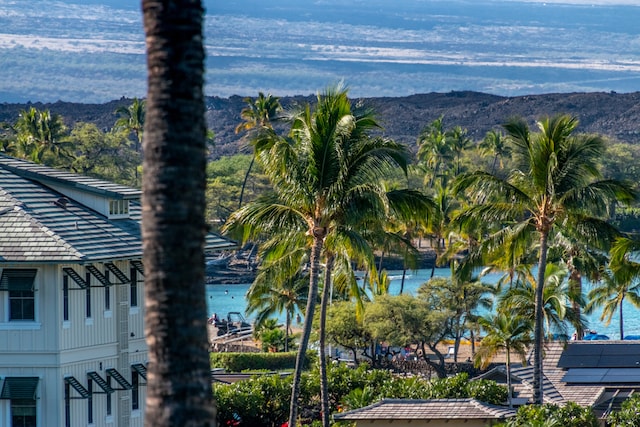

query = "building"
[[0, 155, 234, 427], [477, 340, 640, 421], [333, 398, 516, 427]]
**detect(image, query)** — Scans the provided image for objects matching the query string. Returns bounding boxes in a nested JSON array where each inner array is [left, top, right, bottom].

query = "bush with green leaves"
[[607, 393, 640, 426], [499, 402, 598, 427], [213, 361, 507, 426], [214, 373, 291, 426], [210, 351, 313, 372]]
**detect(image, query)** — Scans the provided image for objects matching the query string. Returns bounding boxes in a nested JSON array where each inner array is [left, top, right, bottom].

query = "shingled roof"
[[0, 154, 234, 262], [333, 398, 516, 422]]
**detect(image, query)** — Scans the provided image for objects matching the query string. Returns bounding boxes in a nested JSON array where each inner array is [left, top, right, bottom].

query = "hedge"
[[210, 351, 315, 372]]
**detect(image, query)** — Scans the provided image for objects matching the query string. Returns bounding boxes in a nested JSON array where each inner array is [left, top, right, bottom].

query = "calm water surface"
[[206, 268, 640, 340]]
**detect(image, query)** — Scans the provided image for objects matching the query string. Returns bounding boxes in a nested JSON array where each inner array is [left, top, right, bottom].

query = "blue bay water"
[[205, 268, 640, 340]]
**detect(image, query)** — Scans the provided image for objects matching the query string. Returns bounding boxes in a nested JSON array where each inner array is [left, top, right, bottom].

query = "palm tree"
[[416, 116, 453, 188], [235, 92, 282, 208], [115, 97, 146, 152], [479, 129, 510, 175], [141, 0, 214, 425], [498, 263, 585, 340], [224, 84, 430, 427], [446, 125, 472, 176], [453, 114, 636, 404], [585, 261, 640, 340], [14, 107, 70, 163], [115, 97, 145, 186], [224, 86, 436, 426], [475, 313, 532, 408], [246, 241, 309, 352]]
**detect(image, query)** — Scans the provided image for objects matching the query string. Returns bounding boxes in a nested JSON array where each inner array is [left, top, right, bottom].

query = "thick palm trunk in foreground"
[[141, 1, 215, 425]]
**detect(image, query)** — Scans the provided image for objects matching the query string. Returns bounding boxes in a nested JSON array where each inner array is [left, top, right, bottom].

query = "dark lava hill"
[[2, 91, 639, 158]]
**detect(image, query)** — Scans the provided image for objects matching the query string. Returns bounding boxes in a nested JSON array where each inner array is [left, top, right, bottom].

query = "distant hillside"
[[2, 91, 640, 159]]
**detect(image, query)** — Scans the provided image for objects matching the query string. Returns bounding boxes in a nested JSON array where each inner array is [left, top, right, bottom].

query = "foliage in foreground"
[[213, 363, 507, 426], [606, 393, 640, 426], [497, 402, 599, 427]]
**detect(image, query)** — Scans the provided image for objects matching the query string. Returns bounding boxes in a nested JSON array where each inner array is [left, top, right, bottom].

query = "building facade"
[[0, 155, 233, 427]]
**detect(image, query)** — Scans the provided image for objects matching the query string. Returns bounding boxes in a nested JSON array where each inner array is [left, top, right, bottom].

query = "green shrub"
[[214, 374, 291, 426], [210, 351, 314, 372], [607, 393, 640, 426], [502, 402, 598, 427]]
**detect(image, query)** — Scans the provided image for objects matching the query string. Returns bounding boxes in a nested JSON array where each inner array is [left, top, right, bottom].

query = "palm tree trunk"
[[288, 234, 324, 427], [533, 231, 549, 405], [238, 156, 255, 208], [619, 299, 624, 340], [319, 255, 335, 427], [141, 1, 214, 425], [569, 266, 585, 339], [506, 345, 513, 408], [285, 310, 290, 352]]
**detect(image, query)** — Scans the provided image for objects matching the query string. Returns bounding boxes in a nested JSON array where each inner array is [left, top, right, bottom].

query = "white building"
[[0, 155, 234, 427]]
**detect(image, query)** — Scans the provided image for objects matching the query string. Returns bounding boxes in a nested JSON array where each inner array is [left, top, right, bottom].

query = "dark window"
[[104, 271, 111, 311], [87, 378, 93, 424], [106, 376, 112, 416], [85, 273, 91, 318], [12, 398, 37, 427], [63, 276, 69, 321], [130, 268, 138, 307], [3, 269, 37, 321], [131, 371, 139, 410], [9, 289, 34, 321], [64, 383, 71, 427]]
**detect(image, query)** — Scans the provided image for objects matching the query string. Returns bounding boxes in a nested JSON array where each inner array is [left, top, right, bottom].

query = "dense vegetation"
[[4, 91, 640, 425]]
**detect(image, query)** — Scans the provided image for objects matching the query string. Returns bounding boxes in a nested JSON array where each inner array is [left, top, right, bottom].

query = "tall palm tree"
[[115, 97, 146, 152], [141, 1, 214, 425], [479, 129, 510, 175], [224, 84, 430, 427], [235, 92, 282, 208], [453, 114, 636, 404], [498, 263, 585, 339], [417, 116, 453, 188], [585, 261, 640, 340], [475, 313, 532, 408], [14, 107, 70, 163], [246, 238, 309, 352], [115, 97, 145, 186], [446, 125, 472, 176]]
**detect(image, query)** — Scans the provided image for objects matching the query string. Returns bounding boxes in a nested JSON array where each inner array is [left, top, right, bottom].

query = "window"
[[63, 276, 69, 321], [106, 376, 112, 416], [131, 371, 139, 411], [1, 377, 39, 427], [2, 269, 37, 321], [109, 199, 129, 217], [10, 288, 35, 321], [64, 383, 70, 427], [104, 271, 110, 311], [11, 399, 36, 427], [85, 273, 92, 319], [87, 378, 93, 424], [130, 268, 138, 307]]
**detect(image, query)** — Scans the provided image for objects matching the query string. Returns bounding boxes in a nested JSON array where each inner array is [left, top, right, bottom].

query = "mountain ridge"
[[1, 90, 639, 159]]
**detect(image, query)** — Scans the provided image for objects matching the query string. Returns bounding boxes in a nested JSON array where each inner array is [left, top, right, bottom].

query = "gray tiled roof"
[[0, 154, 140, 199], [333, 398, 516, 421], [0, 155, 235, 262]]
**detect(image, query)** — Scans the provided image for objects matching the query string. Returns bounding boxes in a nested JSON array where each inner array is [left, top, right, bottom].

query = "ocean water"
[[205, 268, 640, 340]]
